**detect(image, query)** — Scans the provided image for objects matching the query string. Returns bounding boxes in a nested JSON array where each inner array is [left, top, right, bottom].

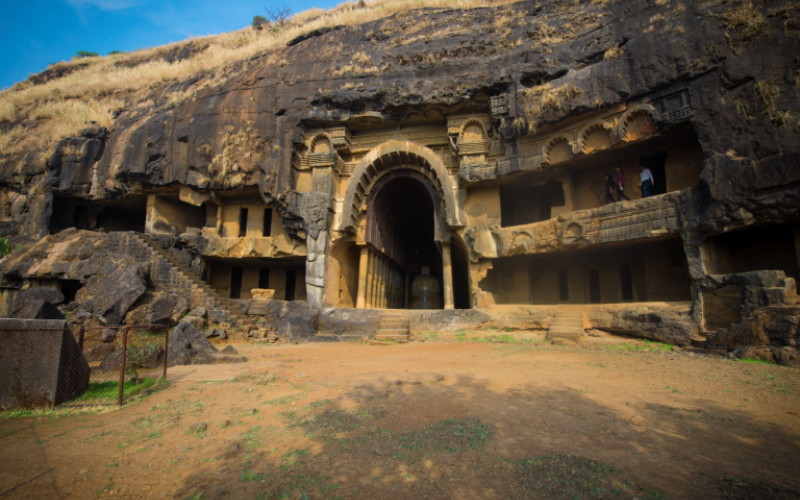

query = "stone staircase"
[[547, 305, 586, 342], [106, 232, 256, 332], [374, 310, 410, 342]]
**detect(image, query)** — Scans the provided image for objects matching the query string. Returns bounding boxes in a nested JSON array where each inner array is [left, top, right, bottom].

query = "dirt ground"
[[2, 332, 800, 500]]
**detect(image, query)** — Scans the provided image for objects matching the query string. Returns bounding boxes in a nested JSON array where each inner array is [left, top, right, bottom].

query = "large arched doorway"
[[341, 140, 465, 310], [364, 173, 443, 309]]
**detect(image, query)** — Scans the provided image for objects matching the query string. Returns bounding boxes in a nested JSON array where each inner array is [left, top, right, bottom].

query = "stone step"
[[376, 329, 408, 336], [373, 335, 409, 342], [690, 337, 707, 348]]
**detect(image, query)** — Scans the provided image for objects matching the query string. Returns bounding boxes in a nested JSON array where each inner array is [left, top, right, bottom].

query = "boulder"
[[101, 328, 117, 343], [167, 322, 246, 367], [92, 264, 148, 326], [147, 294, 179, 325], [180, 315, 205, 331], [188, 307, 208, 319], [171, 297, 190, 323], [204, 328, 224, 338], [276, 302, 320, 339], [588, 305, 700, 346], [124, 304, 149, 326], [220, 345, 239, 355], [10, 287, 66, 320]]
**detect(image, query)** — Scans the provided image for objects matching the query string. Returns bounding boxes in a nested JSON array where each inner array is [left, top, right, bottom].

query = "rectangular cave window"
[[558, 269, 569, 301], [259, 268, 270, 289], [239, 208, 249, 238], [588, 269, 601, 303], [230, 267, 244, 299], [263, 208, 273, 237], [285, 270, 297, 301], [620, 264, 634, 301]]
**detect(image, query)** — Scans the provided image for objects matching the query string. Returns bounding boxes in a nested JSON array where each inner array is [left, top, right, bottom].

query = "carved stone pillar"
[[366, 250, 376, 308], [356, 245, 369, 309], [442, 242, 455, 310]]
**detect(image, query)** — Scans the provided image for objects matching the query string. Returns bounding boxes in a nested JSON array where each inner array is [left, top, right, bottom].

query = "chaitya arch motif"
[[339, 139, 462, 236]]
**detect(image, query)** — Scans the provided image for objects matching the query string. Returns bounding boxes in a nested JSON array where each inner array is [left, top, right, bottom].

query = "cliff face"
[[1, 0, 799, 353], [1, 0, 798, 237]]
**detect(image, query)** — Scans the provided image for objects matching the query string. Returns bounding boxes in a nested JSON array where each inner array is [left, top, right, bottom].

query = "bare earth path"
[[2, 333, 799, 499]]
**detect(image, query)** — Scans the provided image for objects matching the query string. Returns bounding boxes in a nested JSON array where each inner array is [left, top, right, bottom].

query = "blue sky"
[[1, 0, 340, 90]]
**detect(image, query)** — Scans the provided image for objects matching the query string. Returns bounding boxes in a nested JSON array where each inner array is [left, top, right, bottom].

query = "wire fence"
[[0, 324, 169, 409]]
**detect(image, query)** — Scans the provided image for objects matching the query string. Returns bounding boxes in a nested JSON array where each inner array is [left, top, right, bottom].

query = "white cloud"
[[63, 0, 153, 10]]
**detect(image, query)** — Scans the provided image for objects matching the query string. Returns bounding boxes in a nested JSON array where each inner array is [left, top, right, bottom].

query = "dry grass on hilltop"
[[0, 0, 519, 162]]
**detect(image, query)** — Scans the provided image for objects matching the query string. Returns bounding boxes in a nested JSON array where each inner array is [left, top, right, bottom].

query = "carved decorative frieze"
[[651, 89, 693, 123], [490, 95, 508, 117], [469, 191, 686, 260]]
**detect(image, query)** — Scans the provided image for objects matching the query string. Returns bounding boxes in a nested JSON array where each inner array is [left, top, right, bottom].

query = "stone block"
[[0, 319, 90, 409], [180, 315, 205, 331], [251, 289, 275, 301]]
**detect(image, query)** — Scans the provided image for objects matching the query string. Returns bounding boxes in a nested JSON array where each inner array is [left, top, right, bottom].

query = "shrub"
[[252, 15, 268, 30], [0, 238, 11, 256], [75, 51, 99, 59]]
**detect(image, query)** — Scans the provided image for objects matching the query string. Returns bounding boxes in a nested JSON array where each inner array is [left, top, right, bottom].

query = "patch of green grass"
[[76, 376, 167, 403], [299, 408, 385, 437], [605, 340, 674, 354], [240, 469, 266, 482], [517, 454, 665, 499], [738, 358, 778, 365]]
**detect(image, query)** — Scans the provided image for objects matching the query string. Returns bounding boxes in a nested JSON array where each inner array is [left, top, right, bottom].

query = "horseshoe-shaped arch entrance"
[[338, 140, 465, 310]]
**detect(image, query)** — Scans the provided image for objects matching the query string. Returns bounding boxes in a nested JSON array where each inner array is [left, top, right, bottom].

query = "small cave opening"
[[59, 279, 83, 305], [50, 195, 147, 234]]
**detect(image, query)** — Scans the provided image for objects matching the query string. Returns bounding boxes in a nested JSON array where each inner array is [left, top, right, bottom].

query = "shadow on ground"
[[172, 373, 800, 500]]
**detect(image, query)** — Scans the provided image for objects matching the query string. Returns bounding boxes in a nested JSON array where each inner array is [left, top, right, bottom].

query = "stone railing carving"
[[468, 190, 687, 261]]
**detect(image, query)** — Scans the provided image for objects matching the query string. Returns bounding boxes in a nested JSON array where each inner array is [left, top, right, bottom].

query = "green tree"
[[75, 50, 99, 58], [252, 15, 267, 30]]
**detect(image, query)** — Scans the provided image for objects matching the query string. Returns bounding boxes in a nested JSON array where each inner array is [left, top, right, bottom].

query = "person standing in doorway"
[[615, 166, 630, 201], [639, 164, 655, 198], [604, 174, 615, 204]]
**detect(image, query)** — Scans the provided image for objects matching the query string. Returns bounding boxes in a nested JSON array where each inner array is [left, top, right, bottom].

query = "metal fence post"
[[163, 326, 170, 380], [118, 327, 129, 406]]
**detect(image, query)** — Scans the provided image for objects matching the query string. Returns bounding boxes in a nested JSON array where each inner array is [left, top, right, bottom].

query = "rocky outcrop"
[[587, 304, 700, 347], [167, 322, 246, 367], [0, 0, 799, 362]]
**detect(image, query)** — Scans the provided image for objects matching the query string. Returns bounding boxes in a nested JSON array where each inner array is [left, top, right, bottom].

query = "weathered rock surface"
[[588, 305, 700, 347], [167, 322, 246, 367], [0, 230, 150, 326], [180, 315, 206, 331], [10, 287, 65, 320], [0, 0, 799, 362]]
